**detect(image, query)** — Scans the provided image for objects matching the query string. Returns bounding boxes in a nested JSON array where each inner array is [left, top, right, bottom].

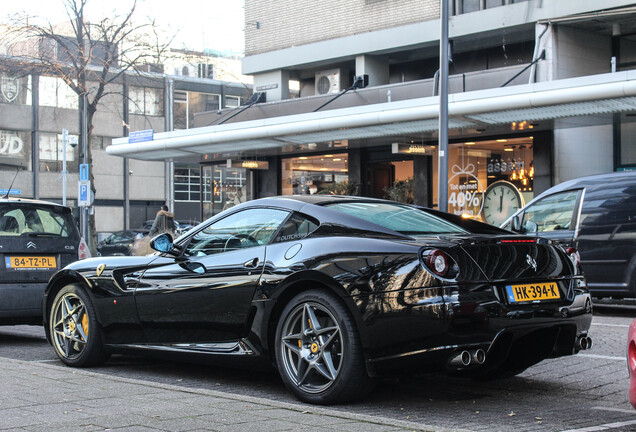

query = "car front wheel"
[[49, 284, 108, 367], [275, 289, 372, 404]]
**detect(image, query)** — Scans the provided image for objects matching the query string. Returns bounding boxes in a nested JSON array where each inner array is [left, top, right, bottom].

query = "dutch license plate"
[[506, 282, 560, 303], [5, 256, 57, 270]]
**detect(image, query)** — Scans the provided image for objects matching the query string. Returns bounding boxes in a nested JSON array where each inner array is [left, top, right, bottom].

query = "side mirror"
[[510, 215, 521, 232], [150, 233, 176, 254]]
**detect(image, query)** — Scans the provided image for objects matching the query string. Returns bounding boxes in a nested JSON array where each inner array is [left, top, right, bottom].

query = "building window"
[[454, 0, 526, 14], [187, 92, 221, 127], [174, 166, 201, 202], [202, 165, 250, 218], [0, 75, 31, 105], [0, 130, 31, 169], [281, 153, 349, 195], [174, 90, 189, 129], [129, 86, 164, 116], [225, 95, 240, 108], [38, 132, 78, 172], [39, 76, 78, 109]]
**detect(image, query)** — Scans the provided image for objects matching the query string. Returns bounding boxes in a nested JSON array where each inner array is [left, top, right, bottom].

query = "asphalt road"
[[1, 308, 635, 432]]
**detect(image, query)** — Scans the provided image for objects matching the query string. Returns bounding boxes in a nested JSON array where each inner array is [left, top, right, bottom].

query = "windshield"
[[326, 202, 467, 235], [0, 204, 76, 238]]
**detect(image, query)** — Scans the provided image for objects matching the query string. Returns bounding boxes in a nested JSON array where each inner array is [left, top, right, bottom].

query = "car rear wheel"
[[49, 284, 108, 367], [275, 289, 373, 404]]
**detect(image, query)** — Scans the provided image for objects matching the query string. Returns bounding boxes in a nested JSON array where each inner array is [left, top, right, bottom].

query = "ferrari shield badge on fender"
[[96, 263, 106, 277]]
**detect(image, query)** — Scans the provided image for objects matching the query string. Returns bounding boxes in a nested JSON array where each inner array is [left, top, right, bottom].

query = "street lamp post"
[[438, 0, 450, 212], [61, 128, 68, 206], [80, 91, 88, 240], [60, 128, 78, 206]]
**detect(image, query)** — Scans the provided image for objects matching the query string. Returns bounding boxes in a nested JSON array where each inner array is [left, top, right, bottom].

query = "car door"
[[506, 189, 583, 245], [575, 182, 636, 295], [134, 207, 290, 344]]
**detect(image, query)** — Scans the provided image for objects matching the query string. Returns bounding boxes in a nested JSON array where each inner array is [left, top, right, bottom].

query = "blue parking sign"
[[80, 164, 89, 181], [78, 181, 90, 207]]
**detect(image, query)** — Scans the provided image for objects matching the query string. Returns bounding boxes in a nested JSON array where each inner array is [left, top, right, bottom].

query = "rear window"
[[326, 202, 466, 235], [0, 204, 77, 238]]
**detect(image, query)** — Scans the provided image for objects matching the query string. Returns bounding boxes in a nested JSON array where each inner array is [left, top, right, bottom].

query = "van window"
[[578, 184, 636, 236], [520, 190, 580, 233]]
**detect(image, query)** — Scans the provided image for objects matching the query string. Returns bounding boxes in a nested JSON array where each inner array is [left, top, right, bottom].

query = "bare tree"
[[1, 0, 174, 252]]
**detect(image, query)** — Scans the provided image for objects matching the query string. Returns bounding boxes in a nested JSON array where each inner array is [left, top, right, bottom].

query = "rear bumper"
[[358, 280, 592, 376]]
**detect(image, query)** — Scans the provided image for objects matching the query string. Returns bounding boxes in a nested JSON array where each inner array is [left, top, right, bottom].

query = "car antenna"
[[3, 164, 22, 199]]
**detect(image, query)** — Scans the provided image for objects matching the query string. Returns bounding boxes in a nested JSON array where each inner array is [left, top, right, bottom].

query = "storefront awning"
[[108, 70, 636, 161]]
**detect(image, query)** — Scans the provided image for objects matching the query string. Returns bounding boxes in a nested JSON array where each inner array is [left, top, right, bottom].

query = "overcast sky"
[[2, 0, 245, 55]]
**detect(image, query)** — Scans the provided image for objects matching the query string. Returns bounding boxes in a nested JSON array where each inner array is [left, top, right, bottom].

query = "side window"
[[185, 208, 289, 256], [579, 185, 636, 235], [521, 190, 581, 233], [274, 213, 319, 243]]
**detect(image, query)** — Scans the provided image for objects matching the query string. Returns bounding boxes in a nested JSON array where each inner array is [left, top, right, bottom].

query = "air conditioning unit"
[[315, 69, 343, 95], [177, 65, 197, 77], [197, 63, 214, 79]]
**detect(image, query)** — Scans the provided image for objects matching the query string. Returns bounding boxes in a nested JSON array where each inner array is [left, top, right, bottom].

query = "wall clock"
[[482, 180, 524, 226]]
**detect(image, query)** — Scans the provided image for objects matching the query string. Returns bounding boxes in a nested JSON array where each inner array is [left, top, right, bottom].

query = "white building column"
[[355, 55, 389, 87], [253, 70, 290, 101]]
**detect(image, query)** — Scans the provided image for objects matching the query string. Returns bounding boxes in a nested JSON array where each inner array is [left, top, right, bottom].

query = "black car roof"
[[0, 197, 71, 209]]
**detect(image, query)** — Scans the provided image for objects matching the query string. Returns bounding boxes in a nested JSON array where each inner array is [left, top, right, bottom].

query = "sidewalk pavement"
[[0, 357, 465, 432]]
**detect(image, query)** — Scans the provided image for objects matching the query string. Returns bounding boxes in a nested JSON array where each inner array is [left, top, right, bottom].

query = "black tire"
[[49, 284, 109, 367], [274, 289, 373, 404]]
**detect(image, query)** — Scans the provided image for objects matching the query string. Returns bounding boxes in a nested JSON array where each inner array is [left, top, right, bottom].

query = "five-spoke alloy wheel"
[[49, 284, 108, 367], [275, 289, 372, 404]]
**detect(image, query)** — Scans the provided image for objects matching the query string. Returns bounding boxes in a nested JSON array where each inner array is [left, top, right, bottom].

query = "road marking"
[[591, 406, 636, 415], [591, 323, 630, 328], [560, 419, 636, 432], [579, 354, 625, 361]]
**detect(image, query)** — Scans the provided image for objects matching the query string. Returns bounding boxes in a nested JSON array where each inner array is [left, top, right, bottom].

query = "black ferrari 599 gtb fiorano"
[[43, 195, 593, 404]]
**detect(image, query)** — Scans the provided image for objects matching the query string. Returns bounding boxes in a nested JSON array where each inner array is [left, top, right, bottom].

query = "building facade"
[[109, 0, 636, 225], [0, 54, 252, 234]]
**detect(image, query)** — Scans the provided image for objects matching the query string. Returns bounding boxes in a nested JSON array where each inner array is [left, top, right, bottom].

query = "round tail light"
[[421, 248, 459, 279]]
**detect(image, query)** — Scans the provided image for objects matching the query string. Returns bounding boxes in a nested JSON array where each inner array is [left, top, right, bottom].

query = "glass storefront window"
[[201, 165, 251, 219], [432, 136, 534, 224], [281, 153, 349, 195]]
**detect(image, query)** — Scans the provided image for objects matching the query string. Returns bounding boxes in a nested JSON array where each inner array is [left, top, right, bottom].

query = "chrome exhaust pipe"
[[577, 335, 593, 351], [470, 349, 486, 365], [449, 350, 471, 367]]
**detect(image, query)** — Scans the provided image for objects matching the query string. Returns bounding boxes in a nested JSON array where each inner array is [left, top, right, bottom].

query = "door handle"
[[244, 257, 259, 268]]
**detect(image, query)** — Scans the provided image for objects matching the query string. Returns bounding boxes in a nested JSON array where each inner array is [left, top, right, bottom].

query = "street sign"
[[79, 164, 89, 181], [128, 129, 154, 143], [0, 189, 20, 195], [78, 181, 91, 207]]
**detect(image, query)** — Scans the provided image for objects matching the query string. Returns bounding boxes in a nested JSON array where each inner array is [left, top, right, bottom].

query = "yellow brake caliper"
[[81, 312, 89, 340]]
